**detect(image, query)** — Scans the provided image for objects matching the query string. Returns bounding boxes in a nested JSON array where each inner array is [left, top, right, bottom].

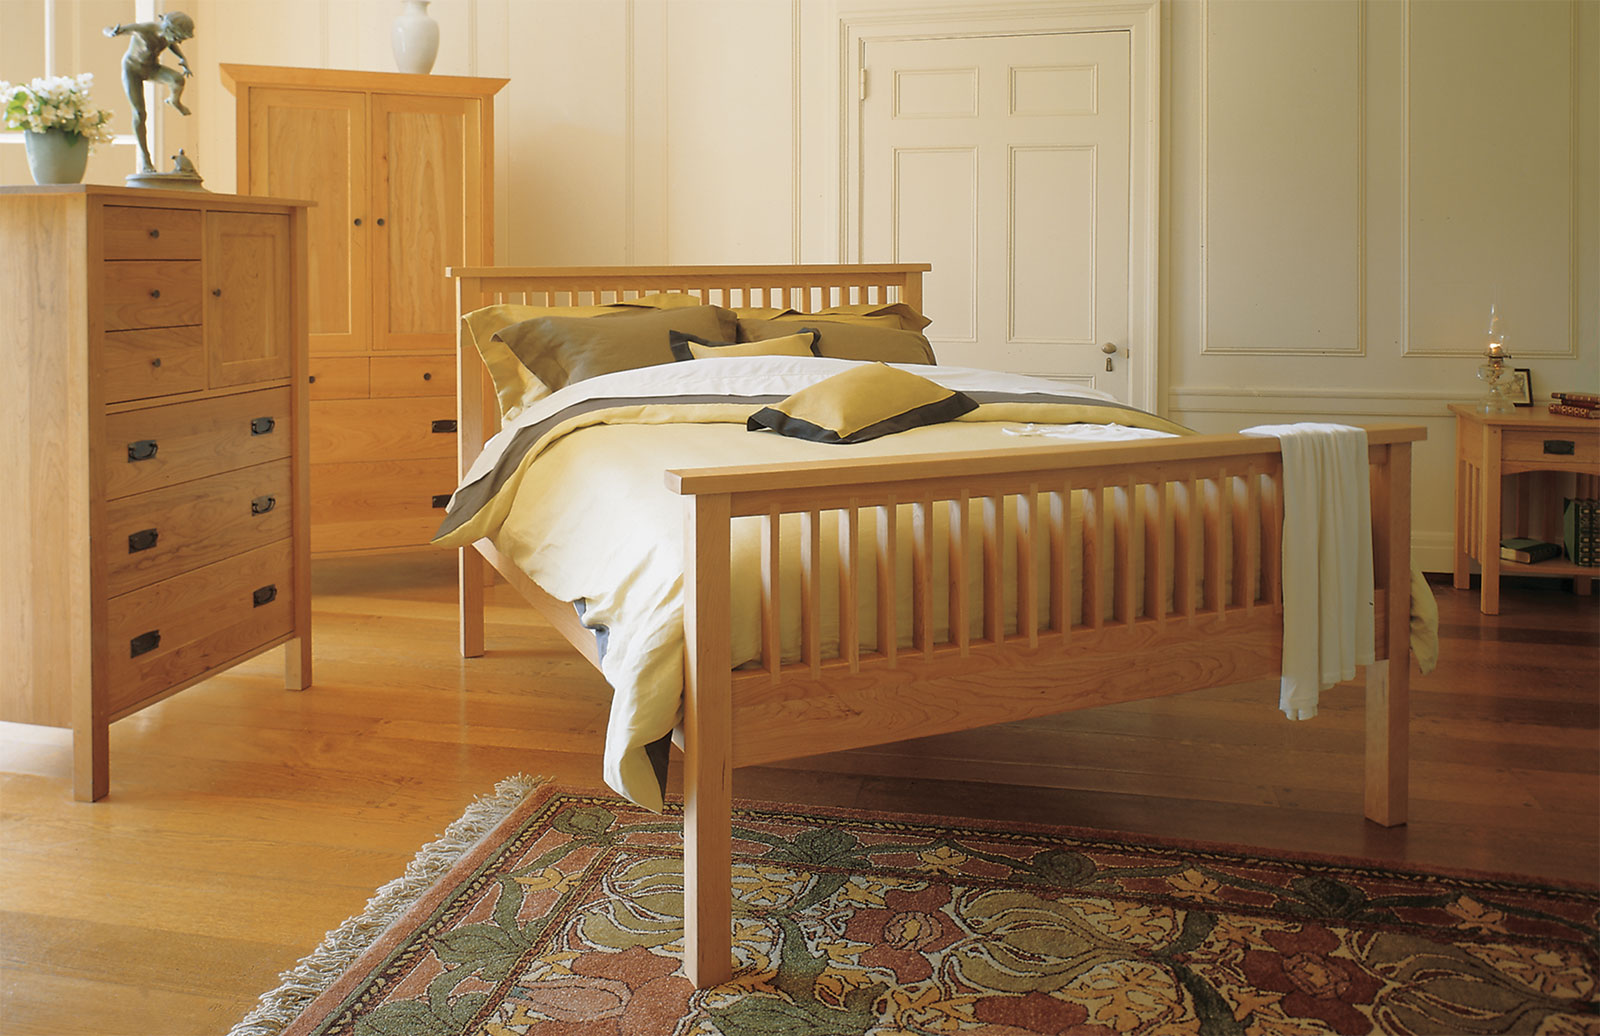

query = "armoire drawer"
[[371, 354, 456, 398], [102, 325, 205, 403], [308, 357, 370, 400], [309, 457, 457, 554], [104, 539, 295, 715], [310, 397, 457, 464], [103, 387, 293, 499], [102, 459, 294, 597], [102, 260, 203, 330], [102, 205, 203, 261]]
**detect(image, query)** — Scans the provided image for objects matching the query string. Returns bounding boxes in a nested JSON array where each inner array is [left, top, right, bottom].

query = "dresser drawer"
[[309, 457, 457, 554], [310, 397, 457, 464], [105, 540, 295, 715], [371, 354, 456, 398], [102, 459, 294, 597], [102, 206, 202, 260], [309, 357, 370, 400], [1503, 429, 1600, 469], [103, 326, 205, 403], [103, 388, 293, 499], [102, 260, 203, 330]]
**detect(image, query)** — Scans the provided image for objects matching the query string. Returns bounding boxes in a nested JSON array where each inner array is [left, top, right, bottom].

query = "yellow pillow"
[[811, 301, 933, 332], [462, 303, 616, 417], [747, 363, 977, 444], [669, 328, 819, 361], [609, 291, 710, 310]]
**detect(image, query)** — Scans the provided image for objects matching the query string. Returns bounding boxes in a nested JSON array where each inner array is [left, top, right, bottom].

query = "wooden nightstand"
[[1450, 403, 1600, 614]]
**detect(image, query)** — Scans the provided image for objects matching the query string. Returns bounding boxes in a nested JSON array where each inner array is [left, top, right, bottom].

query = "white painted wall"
[[5, 0, 1595, 572]]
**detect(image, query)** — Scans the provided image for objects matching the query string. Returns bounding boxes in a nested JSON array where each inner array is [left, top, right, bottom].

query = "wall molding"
[[1198, 0, 1367, 358], [1170, 385, 1461, 419], [1401, 0, 1582, 360]]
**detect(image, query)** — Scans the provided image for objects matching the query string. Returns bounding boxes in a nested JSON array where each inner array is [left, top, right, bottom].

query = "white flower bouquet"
[[1, 73, 116, 150]]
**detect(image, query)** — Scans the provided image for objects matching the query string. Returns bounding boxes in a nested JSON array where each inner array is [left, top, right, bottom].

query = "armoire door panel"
[[247, 87, 369, 354], [371, 94, 483, 352]]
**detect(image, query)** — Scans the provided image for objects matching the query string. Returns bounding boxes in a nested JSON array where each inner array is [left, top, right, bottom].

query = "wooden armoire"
[[221, 64, 508, 556]]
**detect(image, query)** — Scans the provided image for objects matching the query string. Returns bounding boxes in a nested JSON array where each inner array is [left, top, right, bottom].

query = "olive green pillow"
[[739, 317, 936, 366], [747, 363, 977, 444], [669, 328, 820, 361], [494, 305, 737, 393]]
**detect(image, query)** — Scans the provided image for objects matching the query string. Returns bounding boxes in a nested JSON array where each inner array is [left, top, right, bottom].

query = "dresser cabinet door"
[[206, 211, 295, 389], [370, 92, 483, 352]]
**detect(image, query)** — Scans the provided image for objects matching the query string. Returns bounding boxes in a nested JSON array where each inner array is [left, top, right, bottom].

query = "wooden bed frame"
[[450, 263, 1425, 987]]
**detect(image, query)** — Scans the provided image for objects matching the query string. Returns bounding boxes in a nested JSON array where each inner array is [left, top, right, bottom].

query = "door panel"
[[246, 88, 367, 353], [205, 212, 294, 388], [371, 94, 482, 352], [862, 31, 1133, 399]]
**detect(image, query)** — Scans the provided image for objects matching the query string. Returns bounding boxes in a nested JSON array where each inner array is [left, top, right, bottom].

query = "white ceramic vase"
[[391, 0, 440, 75], [24, 129, 90, 185]]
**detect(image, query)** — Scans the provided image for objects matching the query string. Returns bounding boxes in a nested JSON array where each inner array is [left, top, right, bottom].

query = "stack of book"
[[1548, 391, 1600, 419], [1565, 500, 1599, 567]]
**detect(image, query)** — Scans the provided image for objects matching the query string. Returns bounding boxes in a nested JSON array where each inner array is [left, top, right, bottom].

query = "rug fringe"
[[226, 774, 549, 1036]]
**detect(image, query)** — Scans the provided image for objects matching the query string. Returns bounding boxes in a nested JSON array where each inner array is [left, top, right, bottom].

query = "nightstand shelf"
[[1450, 403, 1599, 614]]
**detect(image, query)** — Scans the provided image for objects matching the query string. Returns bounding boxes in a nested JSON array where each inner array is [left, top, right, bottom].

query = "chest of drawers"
[[1, 186, 312, 801]]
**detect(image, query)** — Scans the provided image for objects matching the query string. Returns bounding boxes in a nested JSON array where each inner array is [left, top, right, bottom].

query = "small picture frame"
[[1510, 368, 1533, 407]]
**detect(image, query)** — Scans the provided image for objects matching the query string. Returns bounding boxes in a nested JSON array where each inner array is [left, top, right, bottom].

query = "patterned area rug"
[[231, 777, 1600, 1036]]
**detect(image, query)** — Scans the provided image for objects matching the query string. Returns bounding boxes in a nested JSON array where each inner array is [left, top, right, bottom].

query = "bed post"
[[1365, 439, 1412, 827], [682, 492, 734, 987], [456, 273, 488, 658]]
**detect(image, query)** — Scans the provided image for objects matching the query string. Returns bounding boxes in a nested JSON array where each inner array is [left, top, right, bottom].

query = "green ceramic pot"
[[24, 128, 90, 184]]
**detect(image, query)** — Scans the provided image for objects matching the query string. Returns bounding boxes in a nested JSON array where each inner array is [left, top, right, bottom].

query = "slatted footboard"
[[670, 428, 1420, 987]]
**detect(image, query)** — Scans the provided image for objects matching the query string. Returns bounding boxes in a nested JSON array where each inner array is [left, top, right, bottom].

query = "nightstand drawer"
[[103, 260, 202, 330], [103, 326, 205, 402], [105, 540, 295, 715], [104, 387, 293, 499], [308, 357, 370, 400], [371, 354, 456, 397], [103, 206, 202, 260], [1503, 429, 1600, 469], [310, 397, 457, 464], [103, 459, 294, 596]]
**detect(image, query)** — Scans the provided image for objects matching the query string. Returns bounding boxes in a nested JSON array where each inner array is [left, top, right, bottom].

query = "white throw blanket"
[[1241, 423, 1375, 719]]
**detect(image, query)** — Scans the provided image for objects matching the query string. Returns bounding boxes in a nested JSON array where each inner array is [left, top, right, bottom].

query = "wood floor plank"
[[0, 556, 1594, 1036]]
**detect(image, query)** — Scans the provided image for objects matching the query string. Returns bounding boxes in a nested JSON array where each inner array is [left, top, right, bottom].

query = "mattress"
[[435, 356, 1197, 809]]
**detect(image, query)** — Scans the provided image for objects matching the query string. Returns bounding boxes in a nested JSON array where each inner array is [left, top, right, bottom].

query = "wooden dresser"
[[0, 185, 312, 801], [221, 64, 508, 556]]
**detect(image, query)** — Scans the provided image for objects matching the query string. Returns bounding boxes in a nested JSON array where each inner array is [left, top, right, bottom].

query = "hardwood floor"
[[2, 553, 1595, 1035]]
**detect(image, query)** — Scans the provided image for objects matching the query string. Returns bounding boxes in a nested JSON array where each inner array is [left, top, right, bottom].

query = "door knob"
[[1102, 342, 1118, 372]]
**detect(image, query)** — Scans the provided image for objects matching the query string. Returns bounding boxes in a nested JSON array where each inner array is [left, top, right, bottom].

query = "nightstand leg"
[[1479, 433, 1503, 615]]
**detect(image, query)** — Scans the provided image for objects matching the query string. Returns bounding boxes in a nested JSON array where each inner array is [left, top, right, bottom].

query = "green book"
[[1500, 537, 1563, 564]]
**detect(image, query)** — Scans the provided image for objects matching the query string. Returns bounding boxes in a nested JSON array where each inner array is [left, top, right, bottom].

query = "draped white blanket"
[[1241, 423, 1375, 720]]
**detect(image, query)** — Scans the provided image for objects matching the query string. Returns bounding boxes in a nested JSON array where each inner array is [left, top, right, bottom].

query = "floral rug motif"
[[233, 778, 1600, 1036]]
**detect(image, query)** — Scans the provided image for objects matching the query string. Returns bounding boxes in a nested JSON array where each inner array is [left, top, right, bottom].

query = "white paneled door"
[[861, 31, 1133, 400]]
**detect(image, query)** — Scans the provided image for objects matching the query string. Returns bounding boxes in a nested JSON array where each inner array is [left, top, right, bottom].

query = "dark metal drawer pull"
[[252, 584, 278, 607], [127, 439, 159, 462], [251, 495, 277, 516], [128, 528, 159, 553], [149, 288, 161, 299], [148, 228, 160, 238], [432, 494, 451, 509], [250, 416, 275, 436], [432, 419, 457, 434], [130, 630, 160, 657], [1544, 439, 1576, 456]]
